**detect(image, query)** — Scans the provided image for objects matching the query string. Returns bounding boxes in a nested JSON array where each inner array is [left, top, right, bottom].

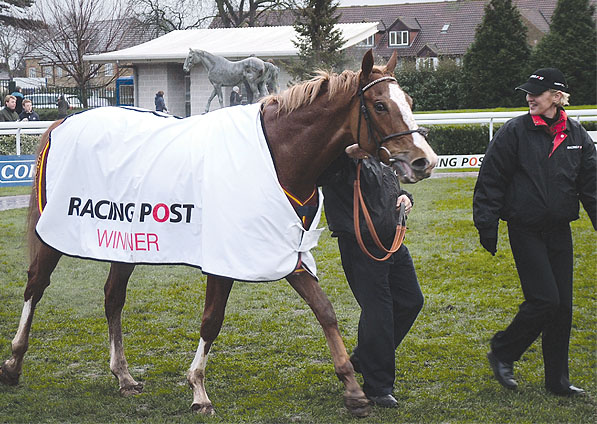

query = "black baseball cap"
[[515, 68, 568, 94]]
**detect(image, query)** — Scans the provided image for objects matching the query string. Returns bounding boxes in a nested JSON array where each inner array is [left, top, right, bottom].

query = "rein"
[[356, 76, 428, 164], [352, 76, 417, 261], [353, 161, 406, 261]]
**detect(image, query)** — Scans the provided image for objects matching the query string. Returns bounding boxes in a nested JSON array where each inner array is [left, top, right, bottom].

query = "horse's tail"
[[27, 119, 64, 263]]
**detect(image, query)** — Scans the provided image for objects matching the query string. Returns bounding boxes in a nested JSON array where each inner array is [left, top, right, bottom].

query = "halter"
[[357, 76, 428, 164]]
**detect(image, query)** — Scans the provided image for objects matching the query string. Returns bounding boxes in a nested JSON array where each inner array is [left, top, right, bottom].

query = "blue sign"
[[0, 155, 36, 186]]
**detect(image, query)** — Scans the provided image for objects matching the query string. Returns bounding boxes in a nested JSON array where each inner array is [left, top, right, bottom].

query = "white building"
[[84, 23, 378, 117]]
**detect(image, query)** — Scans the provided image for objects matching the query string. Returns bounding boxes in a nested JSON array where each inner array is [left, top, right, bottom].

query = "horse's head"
[[347, 50, 437, 183], [183, 49, 203, 73]]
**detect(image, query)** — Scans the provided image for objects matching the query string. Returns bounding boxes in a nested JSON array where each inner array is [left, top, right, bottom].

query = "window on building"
[[389, 30, 409, 47], [441, 24, 450, 33], [358, 34, 375, 47], [104, 63, 114, 76], [28, 67, 37, 78], [43, 66, 52, 79], [416, 57, 439, 70], [56, 66, 63, 77]]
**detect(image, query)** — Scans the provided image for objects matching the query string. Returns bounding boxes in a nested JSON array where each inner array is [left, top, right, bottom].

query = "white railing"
[[0, 121, 54, 155], [2, 109, 597, 155], [413, 109, 597, 142]]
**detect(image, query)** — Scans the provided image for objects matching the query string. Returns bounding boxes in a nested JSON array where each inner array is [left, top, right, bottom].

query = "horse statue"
[[245, 60, 280, 103], [183, 48, 264, 113], [0, 50, 437, 418]]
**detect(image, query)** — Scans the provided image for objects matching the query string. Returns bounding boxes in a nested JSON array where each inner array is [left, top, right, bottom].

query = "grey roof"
[[224, 0, 574, 58]]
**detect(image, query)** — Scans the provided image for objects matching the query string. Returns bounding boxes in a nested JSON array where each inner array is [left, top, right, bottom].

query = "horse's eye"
[[374, 102, 386, 112]]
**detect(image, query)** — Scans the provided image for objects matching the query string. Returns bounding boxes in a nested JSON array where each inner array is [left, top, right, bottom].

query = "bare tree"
[[214, 0, 296, 27], [0, 24, 36, 77], [30, 0, 133, 107], [129, 0, 213, 36]]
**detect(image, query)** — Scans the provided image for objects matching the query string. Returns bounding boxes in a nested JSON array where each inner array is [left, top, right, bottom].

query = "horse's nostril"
[[411, 158, 429, 170]]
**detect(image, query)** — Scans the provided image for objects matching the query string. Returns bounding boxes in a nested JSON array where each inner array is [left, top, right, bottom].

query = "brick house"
[[240, 0, 563, 68]]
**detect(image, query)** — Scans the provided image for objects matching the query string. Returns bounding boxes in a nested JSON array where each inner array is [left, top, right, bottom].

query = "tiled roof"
[[218, 0, 571, 58], [336, 0, 559, 57]]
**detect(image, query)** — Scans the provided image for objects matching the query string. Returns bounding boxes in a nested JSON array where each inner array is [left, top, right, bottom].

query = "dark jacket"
[[19, 110, 40, 121], [321, 154, 412, 248], [0, 106, 19, 122], [473, 110, 596, 237], [57, 97, 69, 118], [155, 93, 167, 112], [11, 92, 24, 114], [230, 91, 241, 106]]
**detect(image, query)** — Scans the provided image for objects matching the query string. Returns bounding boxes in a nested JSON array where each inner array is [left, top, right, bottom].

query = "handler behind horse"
[[320, 154, 423, 408]]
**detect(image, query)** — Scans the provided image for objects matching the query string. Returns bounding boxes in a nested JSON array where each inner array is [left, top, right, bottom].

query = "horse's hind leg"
[[1, 244, 62, 386], [286, 272, 371, 417], [188, 275, 233, 415], [104, 262, 143, 396]]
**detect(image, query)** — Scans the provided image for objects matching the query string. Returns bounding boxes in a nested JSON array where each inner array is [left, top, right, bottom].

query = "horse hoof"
[[344, 394, 371, 418], [119, 382, 144, 397], [0, 362, 20, 386], [191, 402, 215, 416]]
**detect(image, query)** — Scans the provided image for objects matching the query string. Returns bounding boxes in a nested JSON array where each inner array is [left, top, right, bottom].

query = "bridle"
[[353, 76, 424, 261], [357, 76, 429, 165]]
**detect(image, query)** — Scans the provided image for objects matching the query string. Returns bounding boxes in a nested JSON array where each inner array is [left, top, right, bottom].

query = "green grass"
[[0, 177, 595, 423], [0, 186, 31, 196]]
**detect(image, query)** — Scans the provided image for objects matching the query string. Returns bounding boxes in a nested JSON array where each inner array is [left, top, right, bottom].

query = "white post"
[[489, 118, 494, 142], [16, 127, 21, 156]]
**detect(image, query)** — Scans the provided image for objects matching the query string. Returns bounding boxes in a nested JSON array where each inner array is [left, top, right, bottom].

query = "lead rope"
[[353, 161, 406, 261]]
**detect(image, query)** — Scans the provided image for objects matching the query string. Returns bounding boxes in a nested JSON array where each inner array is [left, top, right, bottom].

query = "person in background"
[[0, 95, 19, 121], [155, 90, 167, 112], [320, 154, 424, 408], [57, 95, 69, 119], [19, 99, 40, 121], [229, 86, 241, 106], [11, 86, 24, 115], [473, 68, 596, 396]]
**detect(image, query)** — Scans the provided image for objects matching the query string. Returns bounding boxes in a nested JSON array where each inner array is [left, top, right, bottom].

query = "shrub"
[[0, 135, 41, 155]]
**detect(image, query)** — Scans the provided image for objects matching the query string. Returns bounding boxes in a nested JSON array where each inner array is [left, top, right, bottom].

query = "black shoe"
[[487, 351, 518, 389], [548, 385, 586, 396], [350, 354, 361, 374], [368, 394, 398, 408]]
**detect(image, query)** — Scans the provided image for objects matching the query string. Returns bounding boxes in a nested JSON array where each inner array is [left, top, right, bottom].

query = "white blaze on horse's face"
[[388, 84, 420, 146], [387, 83, 438, 182]]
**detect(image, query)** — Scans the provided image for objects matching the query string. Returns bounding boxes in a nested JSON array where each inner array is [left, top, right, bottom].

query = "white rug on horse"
[[36, 104, 323, 281]]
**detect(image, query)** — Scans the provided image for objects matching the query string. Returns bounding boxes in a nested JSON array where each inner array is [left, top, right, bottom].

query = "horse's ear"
[[345, 144, 370, 159], [385, 51, 397, 74], [361, 49, 374, 78]]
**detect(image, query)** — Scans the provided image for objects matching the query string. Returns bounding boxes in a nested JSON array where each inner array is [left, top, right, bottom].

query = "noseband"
[[357, 76, 428, 164]]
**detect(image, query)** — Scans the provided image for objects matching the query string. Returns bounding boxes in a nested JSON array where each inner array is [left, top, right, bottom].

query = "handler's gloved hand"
[[477, 226, 497, 256], [480, 235, 497, 256]]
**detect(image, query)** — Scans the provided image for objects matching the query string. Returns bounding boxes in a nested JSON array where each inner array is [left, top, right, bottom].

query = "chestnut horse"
[[0, 50, 437, 417]]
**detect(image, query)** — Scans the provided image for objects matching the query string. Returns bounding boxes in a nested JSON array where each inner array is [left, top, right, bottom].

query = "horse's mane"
[[261, 69, 363, 115]]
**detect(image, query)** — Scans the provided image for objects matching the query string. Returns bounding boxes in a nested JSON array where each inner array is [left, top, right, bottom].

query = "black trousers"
[[491, 223, 573, 391], [337, 236, 424, 396]]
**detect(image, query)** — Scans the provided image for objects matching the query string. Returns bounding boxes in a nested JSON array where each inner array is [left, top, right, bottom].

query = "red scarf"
[[531, 109, 568, 157]]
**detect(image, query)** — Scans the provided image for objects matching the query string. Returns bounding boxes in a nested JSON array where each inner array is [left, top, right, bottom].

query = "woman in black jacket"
[[473, 68, 596, 396]]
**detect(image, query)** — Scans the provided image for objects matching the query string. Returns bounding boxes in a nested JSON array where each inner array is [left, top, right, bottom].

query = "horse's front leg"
[[215, 85, 224, 109], [205, 88, 218, 113], [1, 244, 62, 386], [188, 275, 233, 415], [104, 262, 143, 396], [286, 272, 371, 417]]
